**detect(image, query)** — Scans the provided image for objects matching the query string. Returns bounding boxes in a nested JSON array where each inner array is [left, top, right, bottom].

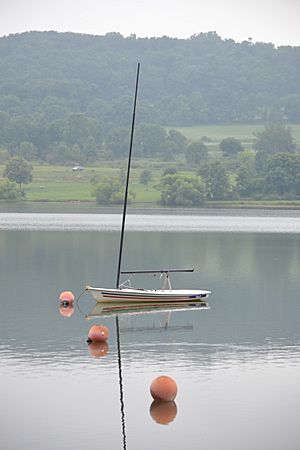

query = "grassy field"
[[0, 163, 162, 203], [172, 124, 300, 145]]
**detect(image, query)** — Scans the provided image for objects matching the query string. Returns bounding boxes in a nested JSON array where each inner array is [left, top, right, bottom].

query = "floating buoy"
[[59, 290, 75, 304], [150, 375, 177, 401], [59, 303, 74, 317], [87, 324, 109, 343], [150, 400, 177, 425], [88, 341, 108, 358]]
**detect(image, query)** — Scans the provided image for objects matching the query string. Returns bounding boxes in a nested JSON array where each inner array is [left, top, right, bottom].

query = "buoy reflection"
[[88, 341, 108, 358], [150, 400, 177, 425], [59, 303, 74, 317]]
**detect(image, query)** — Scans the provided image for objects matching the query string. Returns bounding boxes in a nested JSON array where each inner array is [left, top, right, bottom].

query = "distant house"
[[72, 165, 84, 172]]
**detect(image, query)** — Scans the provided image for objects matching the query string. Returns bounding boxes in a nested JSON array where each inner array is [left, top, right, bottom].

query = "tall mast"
[[116, 63, 140, 289]]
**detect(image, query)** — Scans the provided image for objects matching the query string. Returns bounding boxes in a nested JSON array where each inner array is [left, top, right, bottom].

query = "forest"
[[0, 31, 300, 203]]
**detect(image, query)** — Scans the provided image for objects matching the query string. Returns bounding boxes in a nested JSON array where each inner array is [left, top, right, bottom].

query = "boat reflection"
[[85, 299, 209, 320]]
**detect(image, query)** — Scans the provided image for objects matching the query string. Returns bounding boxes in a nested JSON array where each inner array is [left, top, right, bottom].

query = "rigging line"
[[116, 315, 127, 450], [75, 288, 89, 318], [116, 62, 140, 289]]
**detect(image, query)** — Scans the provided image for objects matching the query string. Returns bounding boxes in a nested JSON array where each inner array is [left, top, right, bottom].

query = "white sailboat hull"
[[86, 286, 211, 303]]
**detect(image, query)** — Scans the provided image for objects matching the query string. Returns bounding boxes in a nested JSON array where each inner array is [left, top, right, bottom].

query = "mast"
[[116, 63, 140, 289]]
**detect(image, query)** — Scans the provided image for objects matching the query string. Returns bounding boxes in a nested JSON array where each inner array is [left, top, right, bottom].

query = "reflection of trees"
[[1, 228, 299, 352], [1, 228, 298, 291]]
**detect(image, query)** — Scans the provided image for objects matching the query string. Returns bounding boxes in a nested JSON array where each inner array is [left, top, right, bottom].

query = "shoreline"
[[1, 199, 300, 211]]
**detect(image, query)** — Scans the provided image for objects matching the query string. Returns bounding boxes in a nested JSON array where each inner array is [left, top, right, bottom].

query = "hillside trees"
[[17, 141, 37, 160], [105, 127, 130, 158], [0, 31, 300, 142], [254, 124, 296, 153]]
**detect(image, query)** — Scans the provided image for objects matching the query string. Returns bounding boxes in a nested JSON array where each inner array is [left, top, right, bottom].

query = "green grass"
[[25, 181, 93, 201], [0, 163, 163, 203], [171, 124, 300, 145], [206, 200, 300, 209]]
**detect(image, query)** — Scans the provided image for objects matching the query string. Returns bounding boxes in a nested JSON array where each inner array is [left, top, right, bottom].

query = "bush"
[[219, 137, 244, 156], [92, 176, 136, 205], [159, 173, 206, 206], [0, 181, 25, 201]]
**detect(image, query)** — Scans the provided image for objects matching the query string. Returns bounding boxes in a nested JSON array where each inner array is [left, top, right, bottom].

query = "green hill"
[[0, 31, 300, 164], [0, 31, 300, 128]]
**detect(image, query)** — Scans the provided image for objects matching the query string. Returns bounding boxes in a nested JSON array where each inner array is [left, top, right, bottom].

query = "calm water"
[[0, 209, 299, 450]]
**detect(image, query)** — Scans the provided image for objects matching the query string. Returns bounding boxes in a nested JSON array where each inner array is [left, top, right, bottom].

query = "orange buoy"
[[150, 375, 178, 402], [59, 290, 75, 303], [59, 303, 74, 317], [88, 341, 108, 358], [150, 400, 177, 425], [88, 324, 109, 343]]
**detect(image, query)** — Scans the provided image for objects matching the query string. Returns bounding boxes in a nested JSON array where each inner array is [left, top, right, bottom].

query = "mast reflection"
[[77, 299, 209, 446]]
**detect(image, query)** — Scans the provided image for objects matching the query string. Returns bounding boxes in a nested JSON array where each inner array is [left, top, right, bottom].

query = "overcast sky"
[[1, 0, 300, 46]]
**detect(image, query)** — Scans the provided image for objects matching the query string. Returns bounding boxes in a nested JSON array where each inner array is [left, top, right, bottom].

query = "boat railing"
[[120, 269, 194, 291], [120, 269, 194, 274]]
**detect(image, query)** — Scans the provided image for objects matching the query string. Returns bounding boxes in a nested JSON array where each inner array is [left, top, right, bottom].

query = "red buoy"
[[88, 324, 109, 342], [59, 290, 75, 303], [150, 400, 177, 425], [150, 376, 178, 401]]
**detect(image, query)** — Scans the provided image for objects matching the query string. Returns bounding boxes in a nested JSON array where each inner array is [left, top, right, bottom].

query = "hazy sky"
[[1, 0, 300, 46]]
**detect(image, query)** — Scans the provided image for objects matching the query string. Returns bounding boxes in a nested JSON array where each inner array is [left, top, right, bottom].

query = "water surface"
[[0, 209, 299, 450]]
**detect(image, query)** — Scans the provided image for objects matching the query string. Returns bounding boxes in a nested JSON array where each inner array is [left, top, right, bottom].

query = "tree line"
[[91, 124, 300, 206], [1, 124, 299, 203]]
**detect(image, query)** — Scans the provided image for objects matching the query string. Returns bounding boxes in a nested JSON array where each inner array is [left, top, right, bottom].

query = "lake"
[[0, 208, 299, 450]]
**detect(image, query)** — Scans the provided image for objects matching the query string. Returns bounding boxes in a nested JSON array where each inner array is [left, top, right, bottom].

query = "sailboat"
[[85, 63, 211, 304]]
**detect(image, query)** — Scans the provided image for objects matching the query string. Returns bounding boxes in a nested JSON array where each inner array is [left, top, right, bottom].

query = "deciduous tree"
[[159, 173, 206, 206], [185, 141, 208, 166], [254, 124, 296, 154], [3, 156, 33, 189], [220, 137, 244, 156], [92, 176, 136, 205], [199, 160, 230, 200]]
